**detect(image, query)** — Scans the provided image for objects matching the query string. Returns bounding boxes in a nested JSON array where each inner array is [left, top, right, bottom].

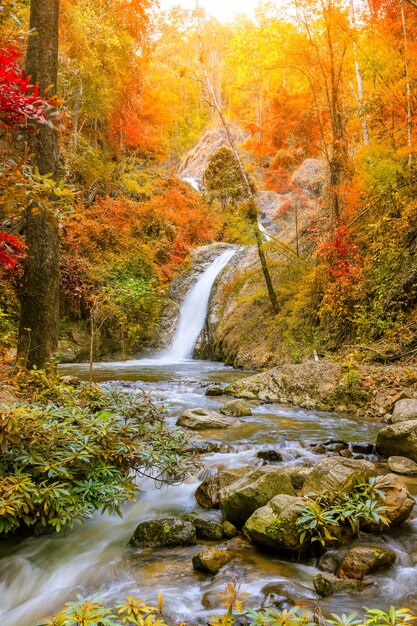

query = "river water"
[[2, 357, 417, 625]]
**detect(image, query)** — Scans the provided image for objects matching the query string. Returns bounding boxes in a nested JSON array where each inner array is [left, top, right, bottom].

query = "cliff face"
[[195, 158, 329, 369], [178, 125, 248, 184]]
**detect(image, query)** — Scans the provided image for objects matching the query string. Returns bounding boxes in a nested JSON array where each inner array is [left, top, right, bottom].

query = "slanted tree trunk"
[[17, 0, 60, 370], [195, 3, 279, 314], [400, 0, 412, 168], [349, 0, 370, 145]]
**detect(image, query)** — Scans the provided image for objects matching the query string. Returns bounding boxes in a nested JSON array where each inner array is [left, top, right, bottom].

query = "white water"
[[258, 220, 272, 242], [162, 248, 236, 362], [182, 177, 200, 191]]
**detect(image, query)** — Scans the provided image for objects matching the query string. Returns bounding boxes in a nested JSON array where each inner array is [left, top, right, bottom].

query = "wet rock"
[[312, 444, 327, 455], [192, 546, 235, 575], [129, 517, 196, 548], [205, 384, 225, 397], [313, 573, 362, 597], [261, 584, 293, 610], [0, 385, 19, 404], [325, 441, 348, 453], [388, 456, 417, 475], [177, 408, 235, 430], [363, 474, 415, 529], [337, 546, 396, 580], [220, 399, 252, 417], [186, 441, 227, 455], [223, 521, 239, 538], [302, 457, 377, 498], [391, 399, 417, 424], [243, 494, 305, 552], [184, 514, 224, 541], [195, 467, 252, 509], [59, 375, 81, 387], [317, 550, 342, 574], [220, 467, 295, 527], [377, 420, 417, 463], [201, 591, 223, 609], [284, 466, 312, 491], [256, 450, 283, 464], [351, 442, 375, 455], [339, 449, 353, 458]]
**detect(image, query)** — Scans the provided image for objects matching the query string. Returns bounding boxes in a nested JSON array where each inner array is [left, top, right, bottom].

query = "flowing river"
[[1, 251, 417, 624]]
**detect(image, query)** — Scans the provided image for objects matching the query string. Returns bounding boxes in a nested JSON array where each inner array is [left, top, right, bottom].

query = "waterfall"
[[162, 248, 236, 362]]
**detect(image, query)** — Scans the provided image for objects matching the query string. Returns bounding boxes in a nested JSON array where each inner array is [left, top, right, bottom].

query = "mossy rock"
[[129, 517, 196, 548], [219, 467, 295, 527], [243, 494, 304, 552]]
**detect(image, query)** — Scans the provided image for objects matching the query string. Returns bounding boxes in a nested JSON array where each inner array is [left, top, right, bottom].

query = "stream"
[[1, 252, 417, 624]]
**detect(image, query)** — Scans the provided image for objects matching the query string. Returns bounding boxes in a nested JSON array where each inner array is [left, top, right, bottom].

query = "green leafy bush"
[[0, 384, 196, 535], [297, 478, 390, 548]]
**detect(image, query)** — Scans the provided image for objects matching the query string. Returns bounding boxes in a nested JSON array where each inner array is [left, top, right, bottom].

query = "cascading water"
[[162, 248, 236, 362]]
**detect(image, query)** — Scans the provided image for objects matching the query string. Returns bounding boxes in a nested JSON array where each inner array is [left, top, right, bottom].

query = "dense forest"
[[2, 0, 417, 624]]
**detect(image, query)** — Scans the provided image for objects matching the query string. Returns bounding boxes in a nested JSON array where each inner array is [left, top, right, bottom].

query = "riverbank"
[[227, 360, 417, 420]]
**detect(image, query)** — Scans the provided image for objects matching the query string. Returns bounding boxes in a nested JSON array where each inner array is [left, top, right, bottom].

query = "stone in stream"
[[337, 545, 396, 580], [313, 573, 362, 597], [361, 474, 415, 529], [129, 517, 196, 548], [223, 520, 239, 538], [377, 420, 417, 463], [177, 408, 235, 430], [301, 457, 377, 498], [182, 514, 224, 541], [220, 399, 252, 417], [195, 467, 252, 509], [256, 449, 283, 464], [390, 399, 417, 423], [317, 549, 342, 574], [205, 384, 225, 397], [388, 456, 417, 475], [219, 466, 295, 527], [243, 494, 305, 552], [192, 546, 235, 575]]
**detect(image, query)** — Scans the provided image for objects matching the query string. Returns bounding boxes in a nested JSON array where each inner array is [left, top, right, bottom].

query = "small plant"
[[296, 478, 390, 549], [297, 499, 340, 548]]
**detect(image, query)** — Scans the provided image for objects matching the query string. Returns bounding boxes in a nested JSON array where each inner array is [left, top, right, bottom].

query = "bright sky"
[[159, 0, 262, 23]]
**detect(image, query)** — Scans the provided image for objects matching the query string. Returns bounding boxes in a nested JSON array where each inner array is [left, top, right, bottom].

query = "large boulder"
[[219, 467, 295, 527], [302, 457, 377, 497], [177, 408, 234, 430], [388, 456, 417, 475], [365, 474, 415, 528], [391, 399, 417, 423], [192, 546, 235, 575], [243, 494, 305, 552], [377, 420, 417, 463], [220, 400, 252, 417], [313, 573, 362, 597], [195, 467, 252, 509], [129, 517, 196, 548], [183, 514, 224, 541], [291, 158, 328, 196], [337, 545, 396, 580]]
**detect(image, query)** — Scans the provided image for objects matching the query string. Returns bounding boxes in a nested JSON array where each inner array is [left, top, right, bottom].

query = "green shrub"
[[0, 384, 196, 535], [296, 478, 390, 549]]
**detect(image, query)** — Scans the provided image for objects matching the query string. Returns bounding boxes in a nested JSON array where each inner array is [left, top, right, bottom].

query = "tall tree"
[[17, 0, 60, 370]]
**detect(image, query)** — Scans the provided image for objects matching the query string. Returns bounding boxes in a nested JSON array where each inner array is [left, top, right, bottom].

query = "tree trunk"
[[400, 0, 412, 168], [73, 78, 83, 149], [17, 0, 60, 371], [195, 4, 279, 313], [349, 0, 370, 145]]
